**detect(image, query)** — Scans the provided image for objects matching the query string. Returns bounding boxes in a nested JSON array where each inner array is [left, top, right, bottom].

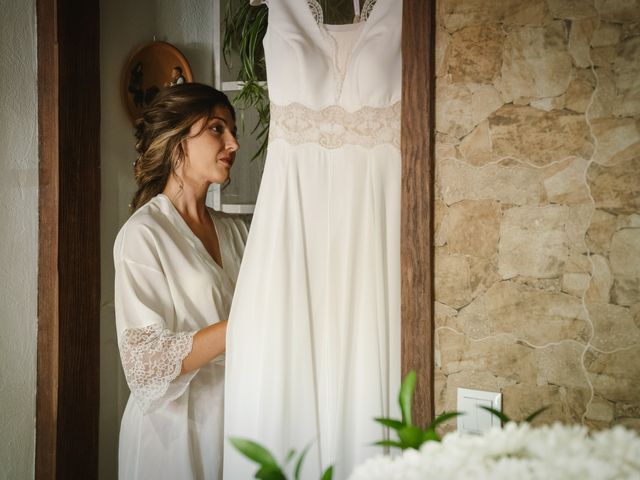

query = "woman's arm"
[[181, 320, 228, 373]]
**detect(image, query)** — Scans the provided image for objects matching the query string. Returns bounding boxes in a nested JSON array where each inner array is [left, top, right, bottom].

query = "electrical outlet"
[[457, 388, 502, 435]]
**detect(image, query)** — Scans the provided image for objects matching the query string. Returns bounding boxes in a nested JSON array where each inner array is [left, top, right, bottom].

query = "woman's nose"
[[226, 134, 239, 152]]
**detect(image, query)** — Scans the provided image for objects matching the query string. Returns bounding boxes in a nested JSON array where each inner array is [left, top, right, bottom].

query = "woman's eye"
[[210, 125, 223, 134]]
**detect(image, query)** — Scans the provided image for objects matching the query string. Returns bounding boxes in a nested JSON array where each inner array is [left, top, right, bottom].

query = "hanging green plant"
[[222, 1, 269, 161]]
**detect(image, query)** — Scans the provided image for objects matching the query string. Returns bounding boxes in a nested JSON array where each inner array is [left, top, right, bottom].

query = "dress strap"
[[307, 0, 323, 24], [353, 0, 361, 20], [361, 0, 377, 22]]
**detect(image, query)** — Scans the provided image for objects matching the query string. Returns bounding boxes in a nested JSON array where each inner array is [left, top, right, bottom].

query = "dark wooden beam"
[[36, 0, 101, 478], [401, 0, 436, 427], [36, 0, 60, 476]]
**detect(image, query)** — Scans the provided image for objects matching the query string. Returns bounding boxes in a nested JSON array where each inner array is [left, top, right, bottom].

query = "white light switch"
[[457, 388, 502, 435]]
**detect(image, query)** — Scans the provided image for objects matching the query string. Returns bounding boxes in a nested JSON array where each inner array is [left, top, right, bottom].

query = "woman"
[[114, 83, 246, 479]]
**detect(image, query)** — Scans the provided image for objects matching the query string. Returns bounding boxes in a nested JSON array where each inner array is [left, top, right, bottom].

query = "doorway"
[[36, 0, 435, 477]]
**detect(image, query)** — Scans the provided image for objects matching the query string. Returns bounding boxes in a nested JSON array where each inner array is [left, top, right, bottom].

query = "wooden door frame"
[[401, 0, 436, 426], [36, 0, 101, 478], [34, 0, 434, 477]]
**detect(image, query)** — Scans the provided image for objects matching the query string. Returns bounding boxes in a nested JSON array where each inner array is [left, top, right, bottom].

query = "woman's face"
[[181, 105, 238, 186]]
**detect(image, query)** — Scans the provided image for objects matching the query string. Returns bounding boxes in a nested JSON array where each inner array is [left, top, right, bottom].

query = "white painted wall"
[[100, 1, 215, 478], [0, 0, 38, 478]]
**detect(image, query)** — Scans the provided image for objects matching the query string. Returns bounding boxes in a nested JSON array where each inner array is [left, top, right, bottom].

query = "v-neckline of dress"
[[309, 0, 383, 44], [304, 0, 385, 101], [159, 194, 226, 272], [308, 0, 380, 28]]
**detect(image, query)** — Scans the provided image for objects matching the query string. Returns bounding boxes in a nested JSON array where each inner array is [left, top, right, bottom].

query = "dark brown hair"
[[130, 83, 235, 212]]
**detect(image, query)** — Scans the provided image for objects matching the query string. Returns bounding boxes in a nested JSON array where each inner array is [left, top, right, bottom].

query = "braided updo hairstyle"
[[130, 83, 235, 212]]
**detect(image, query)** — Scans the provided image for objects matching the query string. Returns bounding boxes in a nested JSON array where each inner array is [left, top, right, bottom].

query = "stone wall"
[[434, 0, 640, 430]]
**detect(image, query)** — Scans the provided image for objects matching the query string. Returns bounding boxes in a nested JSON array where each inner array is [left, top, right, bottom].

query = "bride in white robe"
[[114, 84, 247, 480]]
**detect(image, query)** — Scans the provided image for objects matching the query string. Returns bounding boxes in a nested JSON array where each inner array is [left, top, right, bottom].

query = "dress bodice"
[[263, 0, 402, 111]]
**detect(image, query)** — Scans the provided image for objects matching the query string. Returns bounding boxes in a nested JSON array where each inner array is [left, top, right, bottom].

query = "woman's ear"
[[173, 141, 188, 171], [180, 139, 188, 159]]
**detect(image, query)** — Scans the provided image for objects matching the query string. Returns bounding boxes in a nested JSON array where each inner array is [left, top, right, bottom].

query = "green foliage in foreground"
[[374, 370, 462, 451], [229, 438, 333, 480], [480, 405, 550, 425]]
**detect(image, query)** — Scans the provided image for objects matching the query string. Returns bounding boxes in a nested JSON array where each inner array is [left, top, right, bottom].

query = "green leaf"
[[429, 411, 463, 430], [294, 443, 312, 480], [229, 438, 279, 468], [284, 448, 296, 464], [373, 440, 405, 449], [397, 425, 425, 450], [524, 405, 550, 423], [255, 464, 287, 480], [422, 429, 440, 443], [373, 417, 404, 430], [479, 406, 510, 424], [399, 370, 417, 426], [321, 465, 334, 480], [418, 412, 462, 444]]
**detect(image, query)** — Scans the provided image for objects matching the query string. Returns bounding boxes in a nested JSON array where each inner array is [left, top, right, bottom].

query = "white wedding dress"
[[224, 1, 402, 478]]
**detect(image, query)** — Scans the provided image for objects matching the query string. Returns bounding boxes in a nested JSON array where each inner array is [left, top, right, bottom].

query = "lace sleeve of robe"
[[114, 257, 198, 414]]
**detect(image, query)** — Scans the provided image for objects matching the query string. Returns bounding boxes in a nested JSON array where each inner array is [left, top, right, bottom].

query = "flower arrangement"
[[348, 422, 640, 480]]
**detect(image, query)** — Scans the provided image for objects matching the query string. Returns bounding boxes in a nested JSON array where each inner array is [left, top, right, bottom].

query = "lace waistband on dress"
[[269, 101, 401, 150]]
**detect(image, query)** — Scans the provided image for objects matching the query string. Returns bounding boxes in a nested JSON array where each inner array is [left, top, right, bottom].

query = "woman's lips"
[[218, 156, 234, 168]]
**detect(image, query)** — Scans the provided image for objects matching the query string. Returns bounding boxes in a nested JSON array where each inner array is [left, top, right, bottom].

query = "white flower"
[[348, 423, 640, 480]]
